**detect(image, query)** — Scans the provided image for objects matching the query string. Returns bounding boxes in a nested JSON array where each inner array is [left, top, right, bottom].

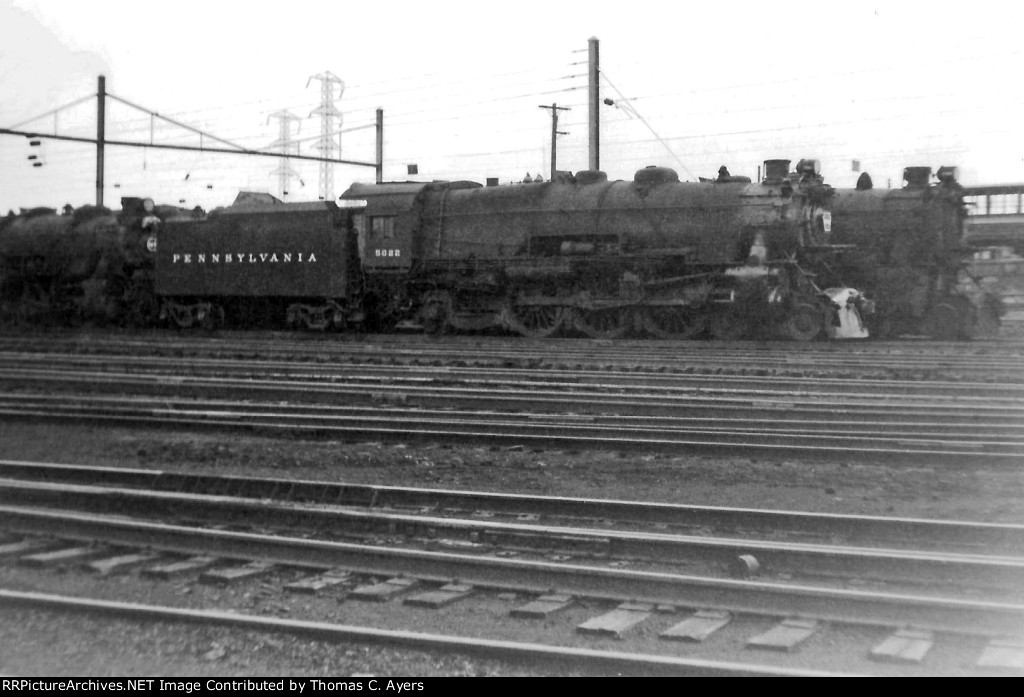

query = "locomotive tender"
[[1, 158, 873, 341], [155, 198, 361, 330], [827, 165, 1003, 339]]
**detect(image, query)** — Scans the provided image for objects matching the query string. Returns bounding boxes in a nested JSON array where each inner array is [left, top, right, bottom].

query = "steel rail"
[[3, 368, 1024, 423], [0, 333, 1020, 373], [0, 590, 859, 677], [3, 459, 1022, 553], [3, 505, 1023, 636], [2, 352, 1023, 400], [2, 388, 1015, 442], [4, 478, 1024, 589], [2, 328, 1019, 355], [1, 396, 1022, 463]]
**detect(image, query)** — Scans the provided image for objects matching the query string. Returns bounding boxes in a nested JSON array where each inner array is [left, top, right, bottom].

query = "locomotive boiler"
[[341, 158, 866, 340], [0, 198, 196, 325], [827, 166, 1002, 339]]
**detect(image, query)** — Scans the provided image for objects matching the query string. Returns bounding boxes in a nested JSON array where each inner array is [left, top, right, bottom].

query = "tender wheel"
[[126, 286, 160, 327], [575, 307, 632, 339], [509, 305, 564, 338], [923, 302, 962, 340], [641, 307, 704, 340], [199, 304, 225, 332], [783, 302, 824, 342], [709, 311, 748, 340]]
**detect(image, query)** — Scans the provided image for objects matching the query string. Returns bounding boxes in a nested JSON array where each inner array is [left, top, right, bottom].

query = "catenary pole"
[[588, 37, 599, 171], [96, 75, 105, 207]]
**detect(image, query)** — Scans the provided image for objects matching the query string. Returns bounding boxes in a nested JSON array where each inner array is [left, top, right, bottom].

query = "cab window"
[[371, 216, 395, 242]]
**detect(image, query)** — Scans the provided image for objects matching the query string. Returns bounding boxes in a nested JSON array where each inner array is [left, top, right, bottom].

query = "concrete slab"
[[404, 583, 474, 608], [976, 639, 1024, 670], [200, 560, 276, 585], [747, 618, 819, 652], [18, 546, 106, 567], [577, 602, 654, 638], [284, 570, 352, 594], [141, 556, 219, 580], [85, 552, 163, 576], [661, 609, 732, 642], [510, 593, 575, 619], [348, 577, 419, 602], [869, 629, 934, 664], [0, 539, 53, 558]]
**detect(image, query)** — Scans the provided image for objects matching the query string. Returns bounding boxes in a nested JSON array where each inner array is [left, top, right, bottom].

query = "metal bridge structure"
[[963, 184, 1024, 252], [962, 184, 1024, 318]]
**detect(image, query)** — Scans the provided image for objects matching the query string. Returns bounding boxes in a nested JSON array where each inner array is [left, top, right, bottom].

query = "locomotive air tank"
[[342, 158, 868, 340]]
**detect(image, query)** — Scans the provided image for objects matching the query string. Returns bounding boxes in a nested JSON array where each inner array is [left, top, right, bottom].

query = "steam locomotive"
[[1, 157, 872, 340], [0, 199, 193, 324], [826, 165, 1003, 339], [150, 158, 867, 340]]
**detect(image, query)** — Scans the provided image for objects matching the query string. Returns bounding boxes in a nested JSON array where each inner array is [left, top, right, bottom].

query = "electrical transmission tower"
[[307, 71, 345, 201], [267, 110, 302, 199]]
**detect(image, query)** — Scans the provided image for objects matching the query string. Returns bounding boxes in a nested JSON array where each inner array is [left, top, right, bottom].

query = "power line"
[[0, 128, 377, 167]]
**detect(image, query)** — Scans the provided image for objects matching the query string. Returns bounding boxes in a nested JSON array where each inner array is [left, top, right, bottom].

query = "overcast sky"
[[2, 0, 1022, 211]]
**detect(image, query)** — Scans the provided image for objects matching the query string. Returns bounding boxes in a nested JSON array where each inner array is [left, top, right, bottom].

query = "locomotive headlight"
[[936, 166, 959, 184], [146, 235, 157, 254], [143, 198, 155, 213]]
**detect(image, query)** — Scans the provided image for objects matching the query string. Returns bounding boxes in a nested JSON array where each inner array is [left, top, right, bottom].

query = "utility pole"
[[96, 75, 105, 206], [538, 103, 569, 181], [588, 37, 599, 171], [375, 108, 384, 184], [307, 71, 345, 201], [267, 110, 302, 199]]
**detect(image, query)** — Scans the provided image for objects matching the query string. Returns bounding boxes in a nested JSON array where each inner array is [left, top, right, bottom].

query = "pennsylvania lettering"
[[171, 252, 319, 264]]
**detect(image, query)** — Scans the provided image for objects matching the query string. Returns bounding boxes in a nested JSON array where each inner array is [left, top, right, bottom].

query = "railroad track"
[[1, 331, 1022, 380], [0, 344, 1022, 462], [5, 350, 1024, 400], [2, 460, 1024, 590], [2, 461, 1023, 675], [1, 391, 1021, 463]]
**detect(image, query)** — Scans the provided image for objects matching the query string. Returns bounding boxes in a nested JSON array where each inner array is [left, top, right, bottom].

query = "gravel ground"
[[1, 420, 1022, 677]]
